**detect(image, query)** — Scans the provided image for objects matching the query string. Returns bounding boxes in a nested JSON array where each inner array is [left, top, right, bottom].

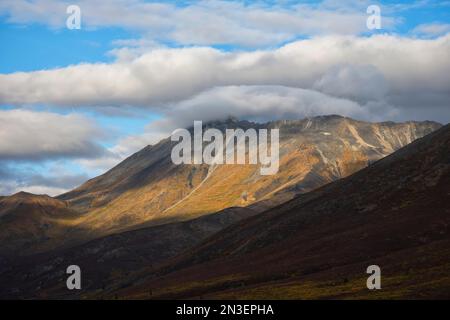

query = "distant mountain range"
[[0, 115, 447, 299]]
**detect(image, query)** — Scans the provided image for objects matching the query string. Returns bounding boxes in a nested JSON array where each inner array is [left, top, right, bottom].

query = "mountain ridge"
[[58, 116, 441, 231], [0, 116, 442, 256]]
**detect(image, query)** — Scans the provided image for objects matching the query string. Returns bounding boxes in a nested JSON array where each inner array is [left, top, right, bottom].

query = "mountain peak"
[[10, 191, 50, 201], [12, 191, 36, 197], [2, 191, 64, 208]]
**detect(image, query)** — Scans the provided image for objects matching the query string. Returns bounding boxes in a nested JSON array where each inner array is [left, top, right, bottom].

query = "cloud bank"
[[0, 163, 89, 196], [0, 0, 397, 47], [1, 34, 449, 123], [0, 109, 109, 161]]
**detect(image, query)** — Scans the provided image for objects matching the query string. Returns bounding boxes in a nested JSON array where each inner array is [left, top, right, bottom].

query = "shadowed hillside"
[[107, 124, 450, 299], [0, 206, 256, 299]]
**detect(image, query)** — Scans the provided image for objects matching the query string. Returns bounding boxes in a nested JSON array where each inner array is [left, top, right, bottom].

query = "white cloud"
[[0, 0, 397, 48], [413, 23, 450, 37], [163, 85, 371, 127], [0, 162, 91, 196], [313, 64, 388, 102], [0, 34, 449, 123], [0, 109, 109, 160]]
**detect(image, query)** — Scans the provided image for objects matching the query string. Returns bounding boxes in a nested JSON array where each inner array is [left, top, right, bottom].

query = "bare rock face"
[[0, 116, 441, 256]]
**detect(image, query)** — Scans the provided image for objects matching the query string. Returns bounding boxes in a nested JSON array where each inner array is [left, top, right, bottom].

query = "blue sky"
[[0, 0, 449, 195], [0, 25, 119, 73]]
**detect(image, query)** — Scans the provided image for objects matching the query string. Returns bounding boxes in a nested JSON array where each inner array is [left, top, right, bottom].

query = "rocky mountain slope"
[[59, 116, 440, 236], [107, 123, 450, 299], [0, 116, 441, 256]]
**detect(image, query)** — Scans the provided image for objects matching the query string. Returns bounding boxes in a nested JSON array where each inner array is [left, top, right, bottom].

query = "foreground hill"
[[0, 206, 256, 299], [110, 124, 450, 299], [0, 192, 80, 255]]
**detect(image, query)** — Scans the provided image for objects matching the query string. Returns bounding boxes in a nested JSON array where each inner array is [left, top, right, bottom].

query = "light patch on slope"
[[162, 134, 234, 214], [315, 147, 329, 164], [304, 118, 313, 130], [346, 123, 377, 149], [372, 125, 394, 154]]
